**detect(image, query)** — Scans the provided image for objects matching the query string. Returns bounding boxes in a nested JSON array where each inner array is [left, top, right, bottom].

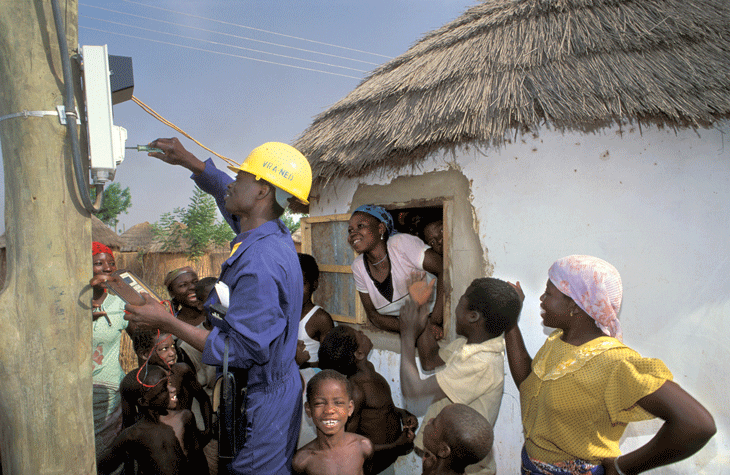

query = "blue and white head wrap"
[[352, 204, 398, 237]]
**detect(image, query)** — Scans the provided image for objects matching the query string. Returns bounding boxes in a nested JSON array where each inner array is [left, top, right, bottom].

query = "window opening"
[[301, 202, 450, 330]]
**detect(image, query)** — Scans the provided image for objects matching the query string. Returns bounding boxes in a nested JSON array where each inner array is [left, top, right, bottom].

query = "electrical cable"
[[119, 0, 393, 59], [79, 6, 382, 66], [51, 0, 103, 213], [80, 15, 369, 73], [131, 96, 238, 168], [80, 26, 362, 80]]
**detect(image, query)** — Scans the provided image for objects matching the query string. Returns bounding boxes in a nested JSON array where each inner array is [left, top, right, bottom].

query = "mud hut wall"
[[309, 122, 730, 475]]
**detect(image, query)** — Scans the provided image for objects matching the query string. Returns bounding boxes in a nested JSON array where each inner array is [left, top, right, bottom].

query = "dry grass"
[[294, 0, 730, 185], [119, 330, 137, 374]]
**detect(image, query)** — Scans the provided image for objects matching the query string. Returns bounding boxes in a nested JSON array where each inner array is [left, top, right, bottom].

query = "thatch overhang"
[[120, 222, 156, 253], [294, 0, 730, 186], [92, 216, 123, 249]]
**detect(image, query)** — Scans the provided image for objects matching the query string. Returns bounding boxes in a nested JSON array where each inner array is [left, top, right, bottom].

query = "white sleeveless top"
[[298, 305, 321, 362]]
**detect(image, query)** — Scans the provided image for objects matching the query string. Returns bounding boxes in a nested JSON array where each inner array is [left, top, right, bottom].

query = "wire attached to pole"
[[51, 0, 103, 213]]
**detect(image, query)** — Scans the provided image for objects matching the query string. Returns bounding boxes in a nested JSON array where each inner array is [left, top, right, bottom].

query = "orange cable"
[[131, 95, 239, 167]]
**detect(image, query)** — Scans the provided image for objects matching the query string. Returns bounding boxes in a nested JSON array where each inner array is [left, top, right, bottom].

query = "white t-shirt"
[[351, 233, 435, 316]]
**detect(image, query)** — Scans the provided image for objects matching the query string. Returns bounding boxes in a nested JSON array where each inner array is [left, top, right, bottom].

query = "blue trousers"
[[226, 370, 302, 474]]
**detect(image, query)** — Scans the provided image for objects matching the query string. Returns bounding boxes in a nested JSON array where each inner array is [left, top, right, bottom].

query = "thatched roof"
[[120, 222, 156, 252], [294, 0, 730, 184], [92, 216, 123, 249]]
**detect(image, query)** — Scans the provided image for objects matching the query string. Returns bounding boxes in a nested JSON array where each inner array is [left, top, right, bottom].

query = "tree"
[[281, 209, 306, 234], [92, 182, 132, 232], [153, 187, 236, 260]]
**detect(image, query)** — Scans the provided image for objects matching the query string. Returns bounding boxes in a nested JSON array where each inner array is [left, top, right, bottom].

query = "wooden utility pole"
[[0, 1, 96, 473]]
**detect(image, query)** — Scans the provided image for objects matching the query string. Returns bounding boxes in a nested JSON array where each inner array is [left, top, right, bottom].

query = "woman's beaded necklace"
[[370, 253, 388, 266]]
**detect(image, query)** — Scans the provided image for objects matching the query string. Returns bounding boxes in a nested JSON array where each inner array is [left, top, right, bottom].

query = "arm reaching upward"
[[504, 281, 532, 388], [399, 299, 446, 400]]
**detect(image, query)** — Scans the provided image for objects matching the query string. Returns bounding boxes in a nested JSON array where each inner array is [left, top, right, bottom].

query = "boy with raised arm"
[[400, 277, 522, 475]]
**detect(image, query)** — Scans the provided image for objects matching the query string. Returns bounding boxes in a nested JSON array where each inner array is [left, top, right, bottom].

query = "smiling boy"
[[293, 370, 373, 475], [318, 326, 419, 474]]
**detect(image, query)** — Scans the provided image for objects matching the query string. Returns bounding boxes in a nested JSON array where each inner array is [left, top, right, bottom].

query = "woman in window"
[[347, 204, 444, 340]]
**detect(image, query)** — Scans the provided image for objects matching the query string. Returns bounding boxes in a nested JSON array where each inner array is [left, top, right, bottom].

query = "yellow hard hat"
[[228, 142, 312, 205]]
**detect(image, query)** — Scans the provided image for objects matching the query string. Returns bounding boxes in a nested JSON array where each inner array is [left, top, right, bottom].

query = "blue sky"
[[1, 0, 474, 233]]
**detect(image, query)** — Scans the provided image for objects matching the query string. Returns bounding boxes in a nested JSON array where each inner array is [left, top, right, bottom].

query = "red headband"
[[92, 241, 114, 256]]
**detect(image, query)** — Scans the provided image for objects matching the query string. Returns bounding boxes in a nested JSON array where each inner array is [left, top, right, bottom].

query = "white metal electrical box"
[[82, 45, 126, 183]]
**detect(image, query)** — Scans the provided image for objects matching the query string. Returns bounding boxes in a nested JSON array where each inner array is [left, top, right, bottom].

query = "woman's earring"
[[380, 233, 384, 241], [570, 309, 575, 317]]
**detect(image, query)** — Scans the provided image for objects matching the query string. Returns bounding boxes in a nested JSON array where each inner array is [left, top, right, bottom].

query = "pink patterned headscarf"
[[548, 255, 623, 341]]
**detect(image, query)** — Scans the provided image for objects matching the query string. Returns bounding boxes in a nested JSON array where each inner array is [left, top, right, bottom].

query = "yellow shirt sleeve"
[[605, 354, 673, 424]]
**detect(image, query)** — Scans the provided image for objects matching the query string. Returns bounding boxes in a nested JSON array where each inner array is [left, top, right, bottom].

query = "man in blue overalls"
[[125, 138, 312, 474]]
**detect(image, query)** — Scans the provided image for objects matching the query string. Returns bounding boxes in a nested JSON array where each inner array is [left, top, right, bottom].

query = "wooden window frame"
[[300, 214, 366, 324]]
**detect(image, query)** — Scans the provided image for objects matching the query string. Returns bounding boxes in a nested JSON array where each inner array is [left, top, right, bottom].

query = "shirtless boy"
[[318, 326, 418, 475], [293, 370, 373, 475], [98, 365, 209, 475], [120, 330, 212, 443], [421, 404, 493, 475]]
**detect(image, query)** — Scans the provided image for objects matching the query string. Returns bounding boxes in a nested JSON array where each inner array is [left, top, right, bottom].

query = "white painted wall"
[[310, 121, 730, 474]]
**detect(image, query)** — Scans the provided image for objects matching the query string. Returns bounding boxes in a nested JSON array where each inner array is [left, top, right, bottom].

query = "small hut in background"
[[117, 222, 229, 296], [291, 228, 302, 253], [92, 215, 123, 250]]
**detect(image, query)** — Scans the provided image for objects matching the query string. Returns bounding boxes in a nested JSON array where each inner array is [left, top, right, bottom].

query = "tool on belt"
[[209, 302, 249, 471]]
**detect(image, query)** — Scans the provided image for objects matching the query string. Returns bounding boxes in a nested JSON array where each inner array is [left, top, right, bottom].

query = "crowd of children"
[[98, 269, 218, 475], [92, 248, 517, 475], [94, 242, 714, 475]]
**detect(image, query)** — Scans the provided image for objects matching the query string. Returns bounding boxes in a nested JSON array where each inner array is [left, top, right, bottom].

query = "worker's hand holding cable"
[[148, 137, 206, 175]]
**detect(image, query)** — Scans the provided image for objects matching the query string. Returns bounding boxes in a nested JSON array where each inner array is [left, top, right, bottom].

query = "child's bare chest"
[[159, 411, 187, 456]]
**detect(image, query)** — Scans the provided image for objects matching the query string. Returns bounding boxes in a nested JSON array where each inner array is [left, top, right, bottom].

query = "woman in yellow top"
[[505, 255, 715, 475]]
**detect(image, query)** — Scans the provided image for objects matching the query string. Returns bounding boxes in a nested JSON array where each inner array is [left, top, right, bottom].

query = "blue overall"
[[194, 160, 303, 474]]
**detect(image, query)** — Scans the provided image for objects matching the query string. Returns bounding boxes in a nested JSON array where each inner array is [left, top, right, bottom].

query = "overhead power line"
[[80, 26, 363, 79], [81, 15, 369, 73], [79, 3, 382, 66], [120, 0, 393, 59]]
